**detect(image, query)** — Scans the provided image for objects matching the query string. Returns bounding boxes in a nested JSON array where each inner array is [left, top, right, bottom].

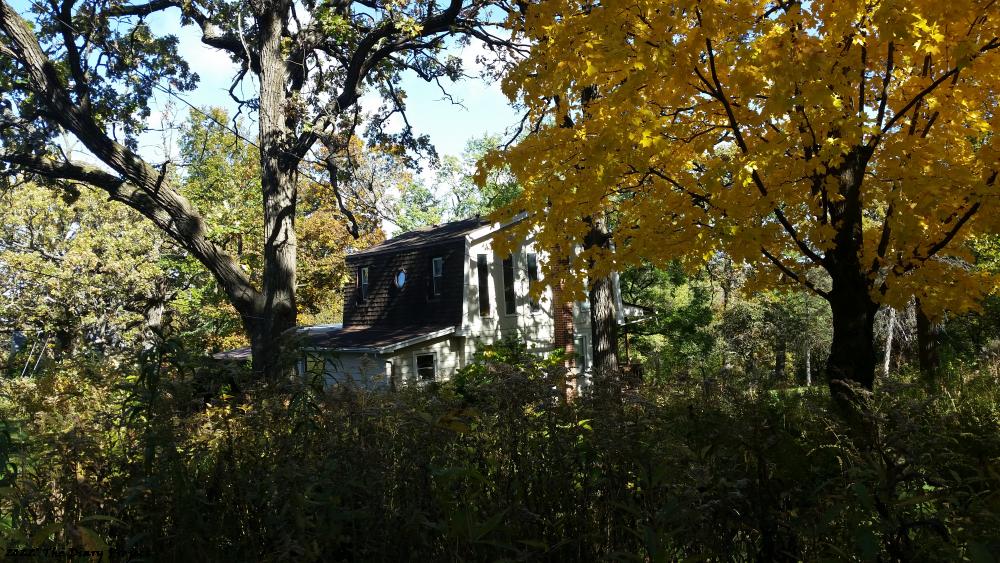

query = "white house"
[[218, 214, 631, 387]]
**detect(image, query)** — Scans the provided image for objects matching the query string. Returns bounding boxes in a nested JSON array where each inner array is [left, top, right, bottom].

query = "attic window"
[[394, 270, 406, 289], [431, 256, 443, 296]]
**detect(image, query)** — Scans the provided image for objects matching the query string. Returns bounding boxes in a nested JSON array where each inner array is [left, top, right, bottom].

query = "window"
[[416, 353, 436, 381], [526, 253, 540, 312], [502, 254, 516, 315], [477, 254, 490, 315], [394, 269, 406, 289], [575, 335, 589, 372], [358, 266, 369, 301], [431, 257, 443, 296]]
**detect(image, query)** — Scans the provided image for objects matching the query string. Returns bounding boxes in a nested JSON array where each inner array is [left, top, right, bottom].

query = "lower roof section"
[[305, 324, 456, 354], [211, 324, 457, 361]]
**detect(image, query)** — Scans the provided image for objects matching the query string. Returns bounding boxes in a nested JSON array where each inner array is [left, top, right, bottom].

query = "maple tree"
[[490, 0, 1000, 393]]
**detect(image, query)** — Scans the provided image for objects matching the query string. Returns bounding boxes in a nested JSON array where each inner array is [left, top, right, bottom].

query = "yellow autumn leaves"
[[486, 0, 1000, 313]]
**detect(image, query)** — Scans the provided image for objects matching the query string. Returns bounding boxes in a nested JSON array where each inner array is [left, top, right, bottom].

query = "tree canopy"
[[490, 0, 1000, 390]]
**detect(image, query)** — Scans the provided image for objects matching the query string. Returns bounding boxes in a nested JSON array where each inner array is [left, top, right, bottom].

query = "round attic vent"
[[394, 270, 406, 289]]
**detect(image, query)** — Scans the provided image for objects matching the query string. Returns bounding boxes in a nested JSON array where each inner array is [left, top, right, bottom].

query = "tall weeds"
[[0, 344, 997, 561]]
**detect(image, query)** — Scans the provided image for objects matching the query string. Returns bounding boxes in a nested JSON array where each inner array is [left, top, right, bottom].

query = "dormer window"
[[358, 266, 369, 302], [431, 256, 443, 296]]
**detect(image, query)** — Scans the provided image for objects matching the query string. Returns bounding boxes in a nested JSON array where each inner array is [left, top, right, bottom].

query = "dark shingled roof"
[[349, 216, 488, 258], [309, 324, 455, 351], [212, 323, 456, 360]]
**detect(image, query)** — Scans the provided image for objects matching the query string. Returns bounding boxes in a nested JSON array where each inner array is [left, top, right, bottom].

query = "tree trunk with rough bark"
[[827, 280, 879, 392], [825, 149, 879, 398], [250, 0, 299, 379], [584, 215, 619, 379], [588, 273, 619, 377]]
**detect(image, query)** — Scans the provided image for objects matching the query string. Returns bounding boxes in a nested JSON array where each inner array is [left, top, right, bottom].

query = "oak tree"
[[0, 0, 518, 377]]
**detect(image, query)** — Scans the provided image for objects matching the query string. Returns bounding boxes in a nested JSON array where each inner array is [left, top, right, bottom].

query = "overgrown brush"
[[0, 343, 997, 561]]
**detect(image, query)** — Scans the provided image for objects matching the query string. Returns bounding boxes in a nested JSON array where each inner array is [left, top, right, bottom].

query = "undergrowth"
[[0, 342, 997, 561]]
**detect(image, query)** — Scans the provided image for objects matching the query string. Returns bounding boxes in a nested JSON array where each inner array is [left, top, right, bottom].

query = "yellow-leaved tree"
[[488, 0, 1000, 393]]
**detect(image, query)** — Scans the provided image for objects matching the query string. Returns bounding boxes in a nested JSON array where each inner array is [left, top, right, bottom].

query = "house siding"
[[459, 229, 560, 362], [390, 336, 464, 382], [344, 238, 466, 328]]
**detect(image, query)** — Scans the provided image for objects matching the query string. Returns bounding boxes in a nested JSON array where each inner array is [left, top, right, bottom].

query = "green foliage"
[[451, 339, 566, 398], [0, 350, 997, 561], [0, 182, 166, 364], [393, 180, 445, 232], [438, 135, 521, 220], [392, 135, 523, 232], [620, 261, 716, 379]]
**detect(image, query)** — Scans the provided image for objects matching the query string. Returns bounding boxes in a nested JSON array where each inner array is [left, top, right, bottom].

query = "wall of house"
[[387, 335, 464, 383], [343, 238, 466, 329], [306, 336, 466, 388], [459, 229, 561, 360], [302, 351, 389, 388]]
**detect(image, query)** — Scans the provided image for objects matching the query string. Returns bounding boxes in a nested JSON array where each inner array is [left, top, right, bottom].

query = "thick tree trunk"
[[251, 0, 299, 379], [826, 273, 879, 393], [825, 148, 878, 397], [915, 299, 943, 388], [588, 273, 619, 377], [584, 216, 619, 378]]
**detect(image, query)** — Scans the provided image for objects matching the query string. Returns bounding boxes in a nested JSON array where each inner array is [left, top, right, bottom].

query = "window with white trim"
[[415, 353, 436, 381], [477, 254, 490, 315], [431, 256, 444, 296], [358, 266, 369, 302], [575, 335, 589, 372]]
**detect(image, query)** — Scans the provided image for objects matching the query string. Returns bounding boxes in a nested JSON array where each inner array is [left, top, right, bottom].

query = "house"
[[217, 214, 629, 387]]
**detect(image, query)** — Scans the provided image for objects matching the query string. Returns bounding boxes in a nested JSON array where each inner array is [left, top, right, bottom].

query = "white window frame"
[[476, 253, 491, 317], [575, 335, 590, 373], [413, 351, 437, 382], [359, 266, 369, 301], [431, 256, 444, 296]]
